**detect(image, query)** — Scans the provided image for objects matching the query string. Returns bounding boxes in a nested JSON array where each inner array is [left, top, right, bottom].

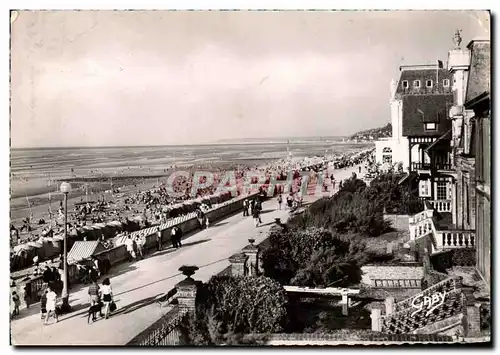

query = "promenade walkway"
[[11, 165, 360, 345]]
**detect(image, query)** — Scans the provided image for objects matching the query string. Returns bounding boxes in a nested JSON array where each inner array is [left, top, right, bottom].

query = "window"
[[414, 80, 421, 88], [437, 181, 447, 200], [465, 182, 470, 225], [426, 80, 433, 88], [402, 80, 409, 89], [382, 147, 392, 164], [425, 123, 436, 131], [443, 79, 450, 87], [420, 180, 430, 197]]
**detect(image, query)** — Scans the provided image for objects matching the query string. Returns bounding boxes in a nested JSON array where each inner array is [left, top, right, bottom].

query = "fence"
[[372, 279, 421, 289], [127, 306, 188, 346]]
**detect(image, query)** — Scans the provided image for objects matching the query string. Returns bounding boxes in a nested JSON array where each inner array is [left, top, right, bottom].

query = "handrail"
[[127, 306, 188, 346]]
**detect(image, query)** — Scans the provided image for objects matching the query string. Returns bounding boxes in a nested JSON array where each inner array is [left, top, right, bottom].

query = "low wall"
[[361, 264, 424, 288], [95, 192, 259, 266], [243, 332, 454, 345]]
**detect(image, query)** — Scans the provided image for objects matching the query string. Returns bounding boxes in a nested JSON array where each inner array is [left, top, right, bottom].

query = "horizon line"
[[11, 136, 356, 150]]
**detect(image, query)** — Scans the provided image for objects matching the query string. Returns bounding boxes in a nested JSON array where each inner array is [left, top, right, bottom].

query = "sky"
[[10, 10, 490, 148]]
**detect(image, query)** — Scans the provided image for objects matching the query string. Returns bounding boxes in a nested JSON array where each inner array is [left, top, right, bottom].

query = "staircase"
[[378, 276, 466, 335], [408, 204, 475, 253]]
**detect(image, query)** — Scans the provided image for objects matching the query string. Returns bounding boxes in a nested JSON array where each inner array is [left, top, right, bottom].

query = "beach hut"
[[67, 241, 106, 265]]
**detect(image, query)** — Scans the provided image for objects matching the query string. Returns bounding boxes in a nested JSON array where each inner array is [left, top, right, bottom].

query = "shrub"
[[262, 227, 369, 287], [181, 275, 287, 344], [450, 248, 476, 266], [289, 176, 391, 237], [365, 173, 424, 214]]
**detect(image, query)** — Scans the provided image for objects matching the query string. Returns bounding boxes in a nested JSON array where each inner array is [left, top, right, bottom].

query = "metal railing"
[[372, 279, 421, 288], [411, 162, 452, 171], [127, 306, 188, 346], [411, 162, 431, 171]]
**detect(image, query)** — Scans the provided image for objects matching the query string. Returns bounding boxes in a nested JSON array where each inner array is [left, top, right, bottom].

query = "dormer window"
[[426, 80, 433, 88], [443, 79, 450, 87], [402, 80, 409, 89], [414, 80, 421, 88]]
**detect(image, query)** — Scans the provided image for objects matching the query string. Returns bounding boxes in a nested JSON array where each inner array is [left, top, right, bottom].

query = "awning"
[[425, 129, 452, 153], [67, 241, 106, 264]]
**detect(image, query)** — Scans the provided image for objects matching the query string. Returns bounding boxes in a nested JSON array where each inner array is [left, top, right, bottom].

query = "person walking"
[[156, 228, 162, 251], [171, 227, 179, 248], [101, 278, 114, 319], [277, 194, 283, 210], [88, 280, 103, 318], [134, 235, 144, 259], [255, 199, 263, 224], [44, 286, 58, 325], [175, 226, 183, 247], [242, 199, 249, 216], [11, 291, 20, 317], [125, 235, 135, 261], [252, 207, 260, 228]]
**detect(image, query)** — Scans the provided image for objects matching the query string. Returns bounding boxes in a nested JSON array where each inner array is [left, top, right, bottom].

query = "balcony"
[[429, 199, 452, 213], [411, 162, 453, 172], [411, 162, 431, 171], [436, 162, 453, 171], [409, 205, 475, 252]]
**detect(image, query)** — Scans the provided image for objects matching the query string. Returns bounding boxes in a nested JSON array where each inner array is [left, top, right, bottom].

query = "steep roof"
[[402, 94, 453, 137], [396, 68, 453, 96], [465, 40, 490, 106]]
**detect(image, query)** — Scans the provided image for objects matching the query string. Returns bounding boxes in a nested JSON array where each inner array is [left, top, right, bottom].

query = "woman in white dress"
[[44, 286, 58, 324], [101, 278, 113, 319]]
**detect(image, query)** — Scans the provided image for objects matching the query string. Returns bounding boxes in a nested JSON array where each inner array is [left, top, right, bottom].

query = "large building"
[[465, 38, 491, 285], [376, 61, 454, 204]]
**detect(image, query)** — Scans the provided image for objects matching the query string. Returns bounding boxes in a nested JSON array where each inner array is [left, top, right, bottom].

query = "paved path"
[[11, 165, 360, 345]]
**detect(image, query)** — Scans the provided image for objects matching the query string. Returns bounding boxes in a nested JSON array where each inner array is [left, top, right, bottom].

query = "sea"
[[10, 141, 371, 200]]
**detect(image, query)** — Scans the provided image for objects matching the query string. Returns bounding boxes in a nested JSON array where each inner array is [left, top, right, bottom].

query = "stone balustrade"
[[435, 230, 475, 250], [428, 200, 452, 213]]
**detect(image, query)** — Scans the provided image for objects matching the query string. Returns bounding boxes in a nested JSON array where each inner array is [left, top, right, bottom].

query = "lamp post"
[[60, 182, 72, 312]]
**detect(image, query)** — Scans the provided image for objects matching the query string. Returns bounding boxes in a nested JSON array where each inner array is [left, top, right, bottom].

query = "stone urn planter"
[[178, 265, 199, 279]]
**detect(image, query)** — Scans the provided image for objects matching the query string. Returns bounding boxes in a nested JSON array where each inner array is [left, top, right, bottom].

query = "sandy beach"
[[10, 142, 372, 243]]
